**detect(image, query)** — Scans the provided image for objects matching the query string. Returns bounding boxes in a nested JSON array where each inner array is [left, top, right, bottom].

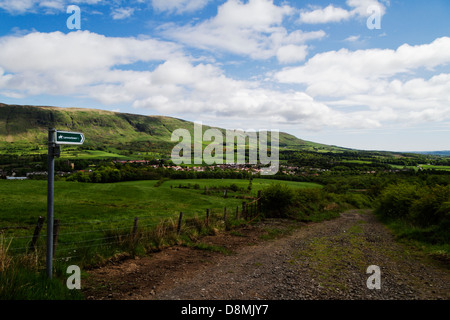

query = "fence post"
[[52, 219, 60, 258], [242, 202, 247, 220], [29, 216, 45, 253], [132, 217, 139, 240], [224, 207, 227, 222], [177, 212, 183, 235], [206, 209, 209, 227], [257, 190, 261, 215]]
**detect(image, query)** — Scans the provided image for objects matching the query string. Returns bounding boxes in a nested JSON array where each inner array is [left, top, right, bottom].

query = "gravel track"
[[84, 210, 449, 300]]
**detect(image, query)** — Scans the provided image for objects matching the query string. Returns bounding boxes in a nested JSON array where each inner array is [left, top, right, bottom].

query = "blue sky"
[[0, 0, 449, 152]]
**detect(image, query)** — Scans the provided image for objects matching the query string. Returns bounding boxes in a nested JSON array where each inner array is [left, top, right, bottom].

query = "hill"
[[3, 102, 450, 174], [0, 103, 347, 158]]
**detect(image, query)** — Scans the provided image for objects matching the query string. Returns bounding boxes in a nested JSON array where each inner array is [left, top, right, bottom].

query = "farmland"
[[0, 178, 321, 226], [0, 178, 322, 265]]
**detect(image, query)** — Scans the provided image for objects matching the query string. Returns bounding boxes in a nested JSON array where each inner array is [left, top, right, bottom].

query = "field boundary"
[[1, 196, 262, 270]]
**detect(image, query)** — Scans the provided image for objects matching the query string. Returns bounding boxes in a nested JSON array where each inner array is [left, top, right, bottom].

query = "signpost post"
[[46, 129, 84, 279]]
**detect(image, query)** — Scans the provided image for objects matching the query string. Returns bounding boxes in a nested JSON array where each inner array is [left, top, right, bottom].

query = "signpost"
[[56, 131, 85, 145], [47, 129, 84, 279]]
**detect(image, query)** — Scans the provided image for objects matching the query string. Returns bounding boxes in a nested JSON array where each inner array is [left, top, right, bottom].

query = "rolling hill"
[[0, 103, 348, 158]]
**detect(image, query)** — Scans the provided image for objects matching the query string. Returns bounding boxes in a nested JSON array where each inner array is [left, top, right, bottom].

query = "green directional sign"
[[55, 131, 85, 145]]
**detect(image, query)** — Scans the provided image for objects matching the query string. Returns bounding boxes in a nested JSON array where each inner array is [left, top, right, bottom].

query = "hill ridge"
[[0, 102, 339, 155]]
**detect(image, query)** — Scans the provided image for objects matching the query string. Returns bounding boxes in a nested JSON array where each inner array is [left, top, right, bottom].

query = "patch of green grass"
[[381, 219, 450, 260], [60, 150, 130, 159], [291, 221, 376, 292], [0, 264, 84, 300], [341, 160, 373, 165], [348, 223, 364, 235], [259, 223, 300, 241], [419, 165, 450, 171]]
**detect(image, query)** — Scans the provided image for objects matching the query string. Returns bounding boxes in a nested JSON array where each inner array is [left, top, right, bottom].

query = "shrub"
[[409, 185, 450, 227], [375, 182, 419, 220], [341, 193, 372, 209], [260, 183, 295, 218]]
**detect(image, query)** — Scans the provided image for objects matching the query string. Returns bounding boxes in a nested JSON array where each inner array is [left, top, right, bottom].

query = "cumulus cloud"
[[0, 31, 182, 96], [0, 0, 36, 13], [275, 37, 450, 126], [299, 0, 387, 24], [160, 0, 325, 63], [276, 45, 309, 64], [275, 37, 450, 92], [299, 5, 352, 24], [0, 29, 449, 133], [0, 30, 357, 130]]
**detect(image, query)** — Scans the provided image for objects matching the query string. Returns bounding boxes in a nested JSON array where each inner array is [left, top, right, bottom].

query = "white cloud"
[[39, 1, 65, 11], [0, 29, 449, 134], [0, 30, 356, 130], [0, 31, 181, 73], [274, 37, 450, 128], [299, 5, 352, 24], [0, 31, 182, 97], [276, 45, 308, 64], [347, 0, 387, 17], [151, 0, 210, 14], [111, 7, 135, 20], [160, 0, 324, 63], [0, 0, 36, 13], [299, 0, 387, 24], [344, 35, 360, 42], [0, 0, 102, 14], [275, 37, 450, 93]]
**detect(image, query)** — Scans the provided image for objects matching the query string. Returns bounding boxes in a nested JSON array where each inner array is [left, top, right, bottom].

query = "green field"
[[419, 164, 450, 171], [0, 178, 321, 261], [60, 149, 130, 159]]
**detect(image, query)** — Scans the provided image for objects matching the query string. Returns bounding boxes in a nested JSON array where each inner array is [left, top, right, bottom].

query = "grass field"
[[418, 164, 450, 171], [0, 178, 322, 262]]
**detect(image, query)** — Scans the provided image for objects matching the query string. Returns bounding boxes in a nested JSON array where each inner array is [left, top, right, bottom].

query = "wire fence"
[[1, 198, 262, 264]]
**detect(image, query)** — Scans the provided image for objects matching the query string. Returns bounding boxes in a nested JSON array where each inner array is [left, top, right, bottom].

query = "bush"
[[409, 185, 450, 227], [341, 193, 372, 209], [375, 182, 419, 220], [260, 183, 295, 218], [292, 188, 324, 215], [376, 182, 450, 228]]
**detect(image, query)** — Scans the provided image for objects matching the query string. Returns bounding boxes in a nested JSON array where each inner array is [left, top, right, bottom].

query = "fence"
[[1, 196, 262, 265]]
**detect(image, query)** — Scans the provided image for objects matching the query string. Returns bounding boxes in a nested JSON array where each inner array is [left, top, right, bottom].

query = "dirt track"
[[83, 210, 449, 300]]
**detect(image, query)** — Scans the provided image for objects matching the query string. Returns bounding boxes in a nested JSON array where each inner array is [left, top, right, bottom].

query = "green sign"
[[55, 131, 85, 145]]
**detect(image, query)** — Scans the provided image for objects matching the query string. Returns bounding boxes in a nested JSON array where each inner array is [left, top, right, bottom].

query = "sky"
[[0, 0, 449, 152]]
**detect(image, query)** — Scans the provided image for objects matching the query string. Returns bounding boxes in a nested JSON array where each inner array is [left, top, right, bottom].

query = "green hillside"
[[0, 103, 347, 158]]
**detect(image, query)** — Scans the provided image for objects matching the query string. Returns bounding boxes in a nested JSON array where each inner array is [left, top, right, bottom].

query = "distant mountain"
[[0, 103, 348, 157]]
